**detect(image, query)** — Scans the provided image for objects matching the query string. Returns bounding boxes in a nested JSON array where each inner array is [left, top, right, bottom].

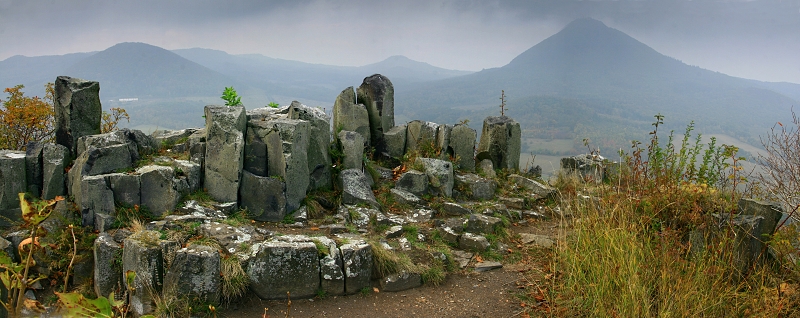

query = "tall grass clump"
[[548, 114, 800, 316]]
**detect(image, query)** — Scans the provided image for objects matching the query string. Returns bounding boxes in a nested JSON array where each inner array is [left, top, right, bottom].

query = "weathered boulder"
[[454, 173, 496, 201], [390, 188, 425, 207], [333, 87, 370, 145], [246, 239, 320, 299], [438, 226, 461, 246], [204, 105, 247, 203], [312, 237, 345, 296], [395, 170, 429, 197], [419, 158, 454, 197], [406, 208, 434, 223], [357, 74, 394, 154], [288, 101, 332, 190], [338, 131, 365, 170], [163, 245, 221, 306], [244, 126, 268, 176], [465, 214, 502, 234], [123, 231, 163, 317], [77, 129, 156, 159], [105, 173, 140, 208], [198, 222, 265, 256], [340, 240, 373, 295], [240, 171, 286, 222], [442, 202, 471, 216], [93, 233, 122, 298], [450, 124, 477, 172], [561, 154, 606, 182], [54, 76, 101, 156], [41, 143, 70, 200], [405, 120, 439, 155], [477, 116, 521, 171], [0, 151, 26, 226], [137, 165, 178, 218], [478, 159, 496, 178], [459, 233, 490, 252], [151, 128, 198, 151], [173, 159, 202, 195], [508, 174, 556, 200], [383, 125, 407, 158], [338, 169, 379, 208], [380, 271, 422, 292]]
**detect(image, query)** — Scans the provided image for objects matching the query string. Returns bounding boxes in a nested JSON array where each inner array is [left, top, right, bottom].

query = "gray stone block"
[[405, 120, 438, 155], [465, 214, 502, 234], [54, 76, 101, 157], [383, 125, 406, 158], [107, 173, 140, 208], [163, 245, 221, 306], [338, 130, 365, 170], [288, 101, 332, 190], [79, 175, 114, 227], [395, 170, 428, 197], [333, 87, 370, 145], [137, 165, 178, 218], [240, 171, 286, 222], [339, 169, 379, 209], [419, 158, 454, 198], [459, 233, 490, 252], [380, 271, 421, 292], [123, 231, 164, 316], [41, 143, 69, 200], [246, 239, 320, 299], [204, 105, 247, 203], [477, 116, 521, 171], [451, 124, 477, 172], [94, 233, 122, 298], [340, 240, 373, 295], [357, 74, 394, 154], [312, 237, 345, 296], [454, 173, 496, 201], [0, 151, 26, 226], [391, 188, 425, 207]]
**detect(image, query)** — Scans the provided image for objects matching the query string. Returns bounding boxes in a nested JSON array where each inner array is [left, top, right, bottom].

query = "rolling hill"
[[398, 18, 799, 151]]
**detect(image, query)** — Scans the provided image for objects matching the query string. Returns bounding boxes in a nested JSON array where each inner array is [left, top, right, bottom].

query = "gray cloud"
[[1, 0, 799, 83]]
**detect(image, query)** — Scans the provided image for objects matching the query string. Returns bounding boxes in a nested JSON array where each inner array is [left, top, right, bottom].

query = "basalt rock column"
[[54, 76, 101, 157], [357, 74, 394, 154]]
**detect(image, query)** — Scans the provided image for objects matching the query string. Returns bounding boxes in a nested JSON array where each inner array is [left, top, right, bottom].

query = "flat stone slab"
[[519, 233, 555, 248], [474, 261, 503, 272]]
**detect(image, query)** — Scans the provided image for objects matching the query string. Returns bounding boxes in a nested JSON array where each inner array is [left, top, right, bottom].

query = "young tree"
[[0, 84, 55, 150]]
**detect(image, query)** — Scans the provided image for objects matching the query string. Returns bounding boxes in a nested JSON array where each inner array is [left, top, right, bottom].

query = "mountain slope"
[[63, 42, 243, 99], [0, 52, 95, 96], [400, 18, 798, 146]]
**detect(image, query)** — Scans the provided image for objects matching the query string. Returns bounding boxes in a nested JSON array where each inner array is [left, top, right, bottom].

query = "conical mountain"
[[400, 18, 797, 145], [63, 42, 241, 99]]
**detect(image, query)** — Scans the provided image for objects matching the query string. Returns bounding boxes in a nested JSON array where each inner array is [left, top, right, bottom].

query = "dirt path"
[[222, 268, 527, 318], [219, 220, 559, 318]]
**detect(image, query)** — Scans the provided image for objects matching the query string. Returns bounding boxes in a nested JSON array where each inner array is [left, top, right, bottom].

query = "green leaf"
[[55, 292, 114, 317]]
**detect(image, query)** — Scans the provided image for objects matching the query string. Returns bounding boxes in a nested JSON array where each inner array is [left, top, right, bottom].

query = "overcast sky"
[[1, 0, 799, 83]]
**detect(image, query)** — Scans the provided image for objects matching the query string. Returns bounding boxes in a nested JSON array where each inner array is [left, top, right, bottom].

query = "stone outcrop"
[[93, 233, 122, 298], [450, 124, 477, 172], [0, 151, 26, 226], [338, 131, 365, 170], [333, 87, 370, 145], [477, 116, 521, 171], [204, 105, 247, 203], [288, 101, 332, 190], [340, 240, 373, 295], [383, 125, 407, 158], [339, 169, 379, 208], [357, 74, 395, 154], [54, 76, 102, 157], [419, 158, 454, 198], [123, 231, 164, 316]]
